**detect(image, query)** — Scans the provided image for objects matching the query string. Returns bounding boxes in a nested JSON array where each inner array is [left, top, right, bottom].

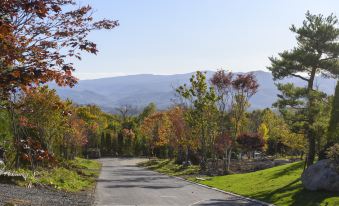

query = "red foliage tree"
[[211, 70, 259, 171], [236, 132, 265, 158], [214, 133, 233, 157], [0, 0, 118, 97], [232, 73, 259, 98]]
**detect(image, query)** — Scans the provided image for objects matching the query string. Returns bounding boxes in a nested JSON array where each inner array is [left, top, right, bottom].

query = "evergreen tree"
[[106, 132, 112, 155], [100, 132, 105, 155], [268, 12, 339, 167], [328, 81, 339, 144]]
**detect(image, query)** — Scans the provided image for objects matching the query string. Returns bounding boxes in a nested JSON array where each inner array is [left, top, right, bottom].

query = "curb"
[[171, 175, 274, 206]]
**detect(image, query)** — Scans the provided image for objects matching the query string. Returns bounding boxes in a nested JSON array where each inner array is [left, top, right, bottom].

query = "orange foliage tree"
[[167, 107, 197, 163], [140, 112, 171, 157], [14, 86, 68, 167]]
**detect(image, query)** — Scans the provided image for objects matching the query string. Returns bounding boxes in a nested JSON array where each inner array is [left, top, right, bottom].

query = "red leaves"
[[211, 70, 233, 91], [0, 0, 118, 97], [211, 70, 259, 99], [232, 73, 259, 97], [51, 5, 61, 13], [93, 19, 119, 30], [215, 133, 233, 155], [236, 132, 265, 151], [18, 137, 55, 165], [11, 70, 21, 78]]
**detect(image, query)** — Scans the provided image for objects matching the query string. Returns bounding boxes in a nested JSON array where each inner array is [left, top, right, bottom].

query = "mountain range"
[[50, 71, 337, 113]]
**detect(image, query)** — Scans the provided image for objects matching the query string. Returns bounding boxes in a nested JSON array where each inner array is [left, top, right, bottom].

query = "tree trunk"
[[227, 148, 232, 171], [306, 133, 316, 167], [8, 99, 20, 169], [224, 148, 232, 173], [305, 68, 317, 168]]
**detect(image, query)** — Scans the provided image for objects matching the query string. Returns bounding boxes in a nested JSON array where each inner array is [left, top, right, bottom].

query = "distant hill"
[[51, 71, 337, 112]]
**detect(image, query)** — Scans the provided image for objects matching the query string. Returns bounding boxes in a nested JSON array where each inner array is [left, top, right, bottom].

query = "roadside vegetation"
[[192, 162, 339, 206], [140, 159, 338, 205], [0, 0, 338, 204], [13, 157, 101, 192], [137, 13, 339, 203], [139, 159, 199, 176], [0, 0, 116, 193]]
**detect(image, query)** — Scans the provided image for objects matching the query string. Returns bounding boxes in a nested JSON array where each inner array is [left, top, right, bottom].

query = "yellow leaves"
[[281, 133, 307, 151], [258, 123, 269, 151], [140, 112, 170, 147], [258, 123, 269, 141], [140, 107, 198, 151]]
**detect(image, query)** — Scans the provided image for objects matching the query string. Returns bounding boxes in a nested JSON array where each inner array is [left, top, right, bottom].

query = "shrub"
[[237, 132, 265, 152], [326, 144, 339, 165]]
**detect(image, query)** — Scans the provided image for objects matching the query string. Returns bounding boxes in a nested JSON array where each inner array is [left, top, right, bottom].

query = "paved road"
[[95, 158, 263, 206]]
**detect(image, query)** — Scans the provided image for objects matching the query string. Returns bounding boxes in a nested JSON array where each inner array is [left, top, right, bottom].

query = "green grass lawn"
[[192, 161, 339, 206], [16, 157, 101, 192], [138, 159, 199, 176]]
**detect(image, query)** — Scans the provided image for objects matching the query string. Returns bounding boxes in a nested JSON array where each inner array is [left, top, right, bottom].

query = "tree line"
[[0, 0, 338, 176]]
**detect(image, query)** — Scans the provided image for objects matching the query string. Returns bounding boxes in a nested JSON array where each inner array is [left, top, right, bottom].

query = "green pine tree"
[[328, 81, 339, 144], [268, 12, 339, 167]]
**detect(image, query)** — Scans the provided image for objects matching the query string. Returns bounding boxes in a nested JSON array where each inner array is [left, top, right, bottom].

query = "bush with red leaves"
[[236, 132, 265, 152]]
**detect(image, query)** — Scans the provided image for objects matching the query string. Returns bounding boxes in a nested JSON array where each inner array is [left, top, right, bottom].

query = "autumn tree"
[[167, 107, 197, 163], [280, 132, 307, 157], [210, 70, 259, 171], [140, 112, 171, 157], [13, 86, 68, 167], [230, 73, 259, 136], [0, 0, 118, 97], [210, 70, 233, 119], [236, 133, 265, 159], [229, 73, 258, 169], [259, 109, 287, 155], [268, 12, 339, 167], [121, 128, 136, 156], [63, 111, 88, 160], [257, 123, 269, 152], [177, 71, 219, 170], [210, 70, 233, 171]]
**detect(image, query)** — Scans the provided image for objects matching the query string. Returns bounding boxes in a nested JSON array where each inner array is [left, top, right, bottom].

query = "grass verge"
[[140, 159, 338, 206], [15, 157, 101, 192], [190, 161, 339, 206]]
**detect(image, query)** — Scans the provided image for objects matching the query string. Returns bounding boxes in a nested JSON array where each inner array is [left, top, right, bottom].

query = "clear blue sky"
[[73, 0, 338, 79]]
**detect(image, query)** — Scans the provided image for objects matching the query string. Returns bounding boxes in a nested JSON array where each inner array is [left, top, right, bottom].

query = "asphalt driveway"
[[94, 158, 263, 206]]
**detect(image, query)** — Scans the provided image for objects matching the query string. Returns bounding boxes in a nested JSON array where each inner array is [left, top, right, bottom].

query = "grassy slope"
[[193, 162, 339, 206], [18, 157, 101, 192]]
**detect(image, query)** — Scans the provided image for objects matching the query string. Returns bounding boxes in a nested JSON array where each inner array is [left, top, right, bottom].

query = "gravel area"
[[0, 183, 94, 206]]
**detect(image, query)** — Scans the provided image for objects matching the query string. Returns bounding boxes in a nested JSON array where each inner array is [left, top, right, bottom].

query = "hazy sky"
[[72, 0, 338, 79]]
